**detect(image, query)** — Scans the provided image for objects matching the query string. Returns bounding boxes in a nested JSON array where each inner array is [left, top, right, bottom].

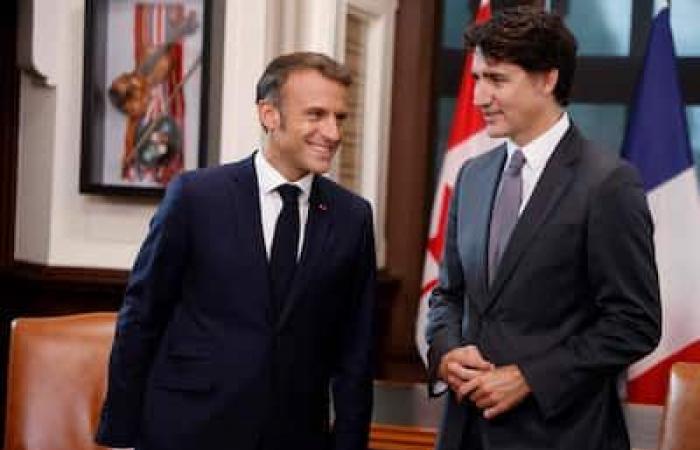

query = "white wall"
[[15, 0, 269, 269]]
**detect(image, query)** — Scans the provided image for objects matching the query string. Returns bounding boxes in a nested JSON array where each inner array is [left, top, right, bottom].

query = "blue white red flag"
[[622, 7, 700, 405]]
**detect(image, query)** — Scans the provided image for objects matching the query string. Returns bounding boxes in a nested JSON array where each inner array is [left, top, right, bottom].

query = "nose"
[[321, 116, 342, 143], [473, 78, 491, 108]]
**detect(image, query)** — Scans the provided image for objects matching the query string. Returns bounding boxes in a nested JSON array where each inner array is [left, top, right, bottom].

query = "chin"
[[310, 154, 335, 171], [485, 125, 509, 139], [306, 161, 332, 175]]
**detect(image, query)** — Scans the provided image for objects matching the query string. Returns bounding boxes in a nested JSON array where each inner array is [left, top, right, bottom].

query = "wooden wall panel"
[[380, 0, 439, 381], [0, 0, 19, 270]]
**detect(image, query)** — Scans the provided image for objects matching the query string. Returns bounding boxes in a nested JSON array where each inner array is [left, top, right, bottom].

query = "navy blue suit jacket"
[[96, 155, 376, 450]]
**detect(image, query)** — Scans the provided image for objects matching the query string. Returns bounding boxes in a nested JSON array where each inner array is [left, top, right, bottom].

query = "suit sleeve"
[[331, 201, 377, 450], [95, 175, 190, 447], [519, 163, 662, 420], [425, 165, 469, 396]]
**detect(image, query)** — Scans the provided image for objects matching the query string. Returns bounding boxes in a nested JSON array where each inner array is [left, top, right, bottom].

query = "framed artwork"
[[80, 0, 211, 196]]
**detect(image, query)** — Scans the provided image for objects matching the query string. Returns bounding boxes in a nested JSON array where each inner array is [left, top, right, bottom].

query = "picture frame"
[[80, 0, 211, 196]]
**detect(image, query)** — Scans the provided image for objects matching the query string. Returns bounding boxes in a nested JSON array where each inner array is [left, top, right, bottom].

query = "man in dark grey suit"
[[425, 7, 661, 450], [96, 52, 376, 450]]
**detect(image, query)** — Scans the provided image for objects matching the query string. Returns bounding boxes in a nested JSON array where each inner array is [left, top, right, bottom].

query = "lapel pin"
[[318, 203, 328, 211]]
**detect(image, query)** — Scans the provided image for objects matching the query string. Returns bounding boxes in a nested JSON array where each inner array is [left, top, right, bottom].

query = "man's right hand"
[[438, 345, 494, 395]]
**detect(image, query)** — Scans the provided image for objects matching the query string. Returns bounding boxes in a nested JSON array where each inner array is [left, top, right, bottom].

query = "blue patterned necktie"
[[488, 150, 526, 285]]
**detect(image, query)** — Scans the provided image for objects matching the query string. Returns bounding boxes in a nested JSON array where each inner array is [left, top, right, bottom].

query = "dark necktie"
[[488, 149, 526, 285], [270, 184, 301, 311]]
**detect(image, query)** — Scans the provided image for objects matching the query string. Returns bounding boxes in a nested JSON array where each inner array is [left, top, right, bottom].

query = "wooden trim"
[[10, 261, 129, 286], [0, 0, 19, 269], [370, 423, 437, 450], [381, 0, 439, 382], [2, 262, 127, 317]]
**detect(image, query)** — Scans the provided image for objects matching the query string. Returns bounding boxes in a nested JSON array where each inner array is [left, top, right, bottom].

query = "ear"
[[541, 68, 559, 97], [257, 101, 281, 133]]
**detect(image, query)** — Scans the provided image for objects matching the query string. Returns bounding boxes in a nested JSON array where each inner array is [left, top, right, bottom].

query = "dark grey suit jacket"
[[96, 155, 376, 450], [426, 126, 661, 450]]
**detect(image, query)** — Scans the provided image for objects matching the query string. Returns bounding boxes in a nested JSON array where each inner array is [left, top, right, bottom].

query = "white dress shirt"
[[254, 151, 313, 260], [503, 112, 571, 214]]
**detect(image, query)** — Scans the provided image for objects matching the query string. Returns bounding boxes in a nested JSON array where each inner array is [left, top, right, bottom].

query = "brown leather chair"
[[3, 312, 117, 450], [658, 362, 700, 450]]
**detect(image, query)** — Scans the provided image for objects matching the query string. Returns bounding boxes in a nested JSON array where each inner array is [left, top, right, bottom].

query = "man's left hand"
[[457, 364, 531, 419]]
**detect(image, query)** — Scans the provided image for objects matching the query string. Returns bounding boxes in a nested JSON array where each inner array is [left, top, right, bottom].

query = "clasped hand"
[[438, 345, 531, 419]]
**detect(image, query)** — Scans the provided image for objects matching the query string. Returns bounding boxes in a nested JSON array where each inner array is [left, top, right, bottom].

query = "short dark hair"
[[255, 52, 352, 107], [464, 6, 578, 106]]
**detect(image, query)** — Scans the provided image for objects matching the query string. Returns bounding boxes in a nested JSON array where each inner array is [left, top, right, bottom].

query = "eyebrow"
[[473, 69, 509, 79]]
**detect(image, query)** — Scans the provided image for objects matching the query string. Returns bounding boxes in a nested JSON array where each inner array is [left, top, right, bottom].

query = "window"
[[334, 0, 397, 266], [432, 0, 700, 183]]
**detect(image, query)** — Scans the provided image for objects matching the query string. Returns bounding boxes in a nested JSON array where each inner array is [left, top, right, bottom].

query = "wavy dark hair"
[[464, 6, 578, 106], [255, 52, 352, 107]]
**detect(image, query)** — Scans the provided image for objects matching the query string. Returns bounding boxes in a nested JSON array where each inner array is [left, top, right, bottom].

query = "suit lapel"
[[486, 127, 582, 307], [462, 147, 507, 306], [227, 155, 274, 320], [278, 176, 333, 327]]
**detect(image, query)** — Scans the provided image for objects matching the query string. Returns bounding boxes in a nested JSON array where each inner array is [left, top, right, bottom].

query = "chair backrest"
[[658, 362, 700, 450], [3, 312, 117, 450]]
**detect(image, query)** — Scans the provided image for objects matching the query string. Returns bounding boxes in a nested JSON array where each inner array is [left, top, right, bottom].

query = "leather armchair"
[[658, 362, 700, 450], [3, 312, 116, 450]]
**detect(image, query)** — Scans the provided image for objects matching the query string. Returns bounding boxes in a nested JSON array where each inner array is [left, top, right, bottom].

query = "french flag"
[[622, 7, 700, 405], [415, 0, 503, 363]]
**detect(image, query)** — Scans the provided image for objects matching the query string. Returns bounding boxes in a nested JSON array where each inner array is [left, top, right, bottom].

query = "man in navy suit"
[[426, 7, 661, 450], [96, 52, 376, 450]]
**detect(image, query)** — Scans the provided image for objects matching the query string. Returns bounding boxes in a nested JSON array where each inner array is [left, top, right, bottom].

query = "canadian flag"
[[415, 0, 502, 363], [622, 7, 700, 405]]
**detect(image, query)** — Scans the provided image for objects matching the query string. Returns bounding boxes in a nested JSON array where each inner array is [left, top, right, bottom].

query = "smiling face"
[[472, 47, 561, 147], [259, 69, 349, 181]]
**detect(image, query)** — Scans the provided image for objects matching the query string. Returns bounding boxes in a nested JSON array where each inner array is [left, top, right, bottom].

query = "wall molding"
[[10, 261, 128, 286]]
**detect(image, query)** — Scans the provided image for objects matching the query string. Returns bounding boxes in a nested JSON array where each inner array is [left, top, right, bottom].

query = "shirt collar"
[[506, 112, 570, 171], [254, 151, 313, 200]]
